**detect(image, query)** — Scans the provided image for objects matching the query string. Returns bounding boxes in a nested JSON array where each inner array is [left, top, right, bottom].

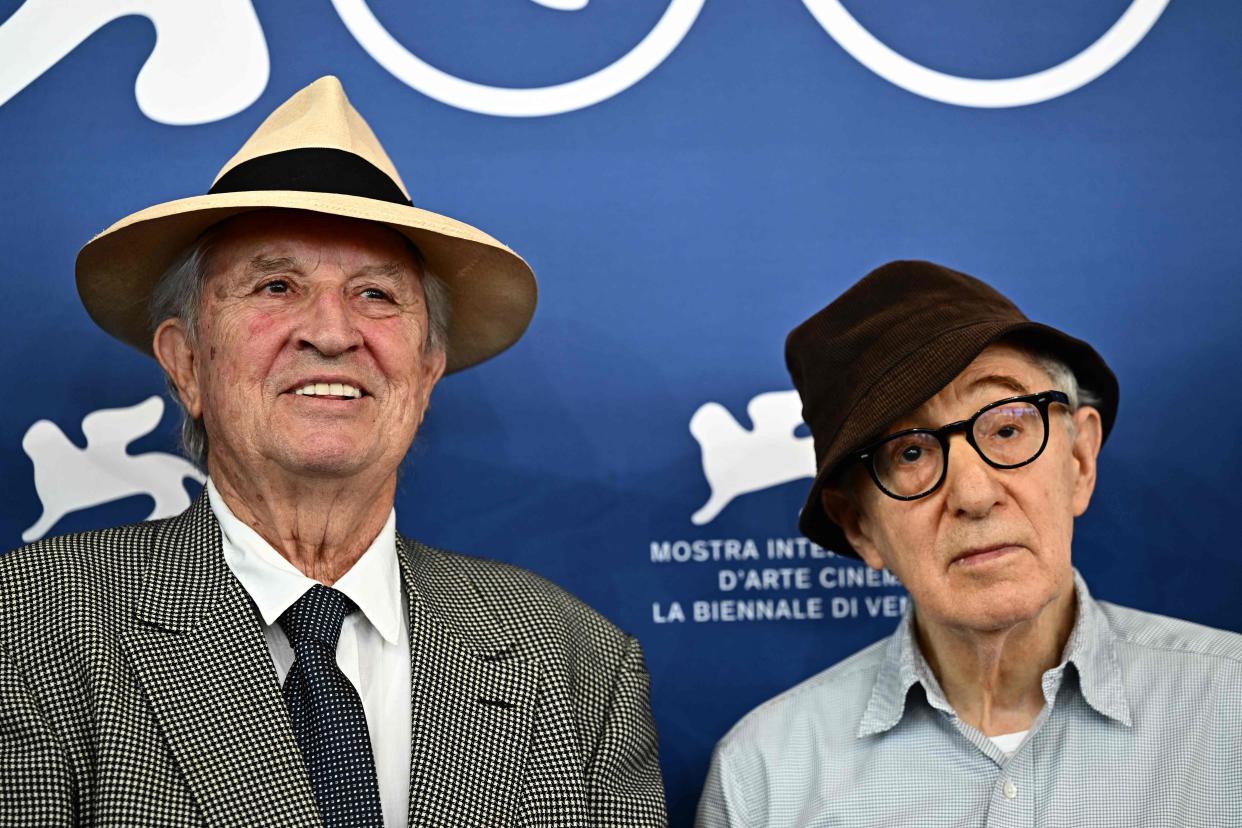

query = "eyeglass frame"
[[850, 390, 1072, 502]]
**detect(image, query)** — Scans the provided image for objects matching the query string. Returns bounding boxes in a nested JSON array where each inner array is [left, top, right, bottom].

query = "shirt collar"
[[207, 477, 404, 645], [857, 567, 1131, 738], [1059, 570, 1131, 726], [857, 606, 947, 737]]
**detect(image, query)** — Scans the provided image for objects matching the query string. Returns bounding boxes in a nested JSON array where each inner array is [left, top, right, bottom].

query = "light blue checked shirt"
[[697, 571, 1242, 827]]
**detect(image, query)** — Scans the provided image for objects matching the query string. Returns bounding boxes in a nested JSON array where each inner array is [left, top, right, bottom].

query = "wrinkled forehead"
[[887, 342, 1055, 430]]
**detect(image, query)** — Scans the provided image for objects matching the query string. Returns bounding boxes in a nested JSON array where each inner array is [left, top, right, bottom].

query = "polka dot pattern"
[[279, 585, 384, 828]]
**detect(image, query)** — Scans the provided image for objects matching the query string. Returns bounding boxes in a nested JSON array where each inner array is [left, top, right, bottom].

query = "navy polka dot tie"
[[279, 585, 385, 827]]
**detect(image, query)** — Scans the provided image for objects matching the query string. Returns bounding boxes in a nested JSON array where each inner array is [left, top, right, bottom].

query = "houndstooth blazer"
[[0, 493, 666, 826]]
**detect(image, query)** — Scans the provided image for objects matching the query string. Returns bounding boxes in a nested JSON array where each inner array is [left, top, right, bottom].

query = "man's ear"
[[413, 345, 448, 426], [423, 345, 447, 391], [1069, 404, 1103, 516], [152, 318, 203, 419], [821, 483, 886, 571]]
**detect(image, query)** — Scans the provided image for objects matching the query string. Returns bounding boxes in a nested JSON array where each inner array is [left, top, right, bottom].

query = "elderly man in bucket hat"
[[0, 77, 665, 826], [697, 261, 1242, 827]]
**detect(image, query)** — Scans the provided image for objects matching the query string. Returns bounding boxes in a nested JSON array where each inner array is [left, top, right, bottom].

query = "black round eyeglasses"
[[851, 390, 1071, 501]]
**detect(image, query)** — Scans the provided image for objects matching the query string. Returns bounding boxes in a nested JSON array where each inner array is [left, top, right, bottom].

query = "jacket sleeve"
[[587, 634, 668, 826], [0, 645, 73, 826]]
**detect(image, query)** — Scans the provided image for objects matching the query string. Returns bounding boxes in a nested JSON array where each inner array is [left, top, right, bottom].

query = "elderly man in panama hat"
[[0, 77, 665, 826], [697, 261, 1242, 827]]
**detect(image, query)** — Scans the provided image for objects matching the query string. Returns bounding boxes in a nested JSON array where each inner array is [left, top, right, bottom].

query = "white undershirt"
[[208, 479, 411, 828], [988, 729, 1029, 756]]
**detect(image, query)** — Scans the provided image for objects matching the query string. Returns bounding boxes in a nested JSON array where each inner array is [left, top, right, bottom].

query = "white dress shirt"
[[207, 479, 411, 828]]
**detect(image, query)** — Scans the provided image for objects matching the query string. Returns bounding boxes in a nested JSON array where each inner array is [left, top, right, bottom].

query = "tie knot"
[[278, 585, 357, 650]]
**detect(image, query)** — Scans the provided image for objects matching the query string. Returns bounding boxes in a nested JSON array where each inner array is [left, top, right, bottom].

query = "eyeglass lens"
[[873, 401, 1047, 498]]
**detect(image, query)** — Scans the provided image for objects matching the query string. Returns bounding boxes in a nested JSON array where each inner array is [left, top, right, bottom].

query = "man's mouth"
[[951, 544, 1020, 567], [290, 382, 365, 399]]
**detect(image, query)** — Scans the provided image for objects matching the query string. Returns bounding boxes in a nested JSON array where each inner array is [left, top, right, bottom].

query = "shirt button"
[[1002, 781, 1018, 800]]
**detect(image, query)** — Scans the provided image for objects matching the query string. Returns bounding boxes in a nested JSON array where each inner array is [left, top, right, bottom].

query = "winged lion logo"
[[689, 390, 816, 525], [21, 396, 204, 543]]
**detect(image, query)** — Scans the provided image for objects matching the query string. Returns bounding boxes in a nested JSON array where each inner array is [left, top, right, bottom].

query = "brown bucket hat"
[[786, 260, 1119, 558]]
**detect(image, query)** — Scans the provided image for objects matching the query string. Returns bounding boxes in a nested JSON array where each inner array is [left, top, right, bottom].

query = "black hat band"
[[209, 147, 412, 207]]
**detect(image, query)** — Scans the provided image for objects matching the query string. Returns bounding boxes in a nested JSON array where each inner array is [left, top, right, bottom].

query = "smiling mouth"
[[291, 382, 365, 400]]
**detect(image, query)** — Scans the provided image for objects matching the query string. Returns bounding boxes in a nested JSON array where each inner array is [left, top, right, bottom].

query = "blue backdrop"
[[2, 1, 1240, 823]]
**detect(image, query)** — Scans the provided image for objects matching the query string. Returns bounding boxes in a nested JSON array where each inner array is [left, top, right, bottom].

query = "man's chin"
[[951, 585, 1058, 633], [961, 607, 1044, 634], [274, 445, 381, 480]]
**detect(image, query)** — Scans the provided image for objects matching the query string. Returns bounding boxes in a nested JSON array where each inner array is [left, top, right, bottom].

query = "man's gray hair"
[[148, 225, 451, 470], [1026, 349, 1103, 414]]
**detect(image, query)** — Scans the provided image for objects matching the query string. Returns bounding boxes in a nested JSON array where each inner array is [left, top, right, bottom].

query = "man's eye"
[[259, 280, 290, 294], [890, 443, 925, 465], [361, 288, 393, 301]]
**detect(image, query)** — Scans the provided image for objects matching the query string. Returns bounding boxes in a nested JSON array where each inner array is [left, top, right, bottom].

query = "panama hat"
[[785, 260, 1119, 558], [76, 76, 537, 373]]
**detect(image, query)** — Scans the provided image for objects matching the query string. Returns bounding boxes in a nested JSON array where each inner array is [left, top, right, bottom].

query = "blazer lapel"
[[398, 538, 541, 827], [121, 493, 321, 826]]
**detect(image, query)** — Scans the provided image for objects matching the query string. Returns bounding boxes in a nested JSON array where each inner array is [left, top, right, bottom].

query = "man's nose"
[[942, 434, 1005, 518], [296, 288, 363, 356]]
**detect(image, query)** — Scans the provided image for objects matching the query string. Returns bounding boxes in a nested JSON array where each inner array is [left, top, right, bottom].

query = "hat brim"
[[799, 319, 1119, 558], [76, 190, 537, 373]]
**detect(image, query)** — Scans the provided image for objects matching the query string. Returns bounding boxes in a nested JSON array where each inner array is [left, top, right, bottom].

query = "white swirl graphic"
[[0, 0, 268, 125], [331, 0, 705, 117], [799, 0, 1170, 107]]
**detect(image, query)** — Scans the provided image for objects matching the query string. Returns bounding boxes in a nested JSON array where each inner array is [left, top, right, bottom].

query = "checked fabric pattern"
[[279, 585, 384, 827], [697, 570, 1242, 827], [0, 492, 667, 826]]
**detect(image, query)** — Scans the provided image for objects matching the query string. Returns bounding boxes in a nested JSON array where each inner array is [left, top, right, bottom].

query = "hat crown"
[[786, 261, 1022, 430], [213, 76, 409, 200]]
